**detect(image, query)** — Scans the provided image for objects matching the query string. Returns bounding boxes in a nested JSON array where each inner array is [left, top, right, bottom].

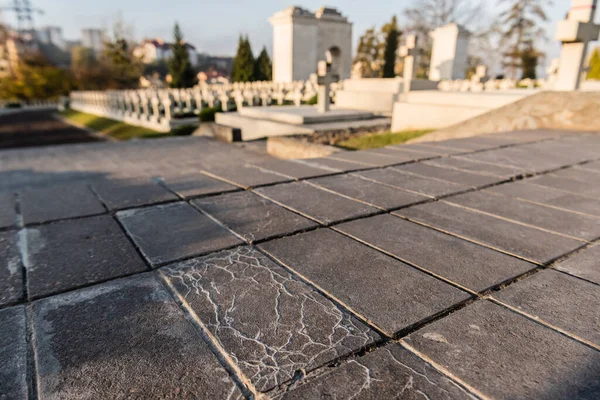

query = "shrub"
[[198, 106, 221, 122], [306, 95, 318, 105], [171, 125, 197, 136], [5, 102, 22, 109]]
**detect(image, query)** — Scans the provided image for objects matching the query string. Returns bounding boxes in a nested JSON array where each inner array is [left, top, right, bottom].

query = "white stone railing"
[[437, 78, 546, 92]]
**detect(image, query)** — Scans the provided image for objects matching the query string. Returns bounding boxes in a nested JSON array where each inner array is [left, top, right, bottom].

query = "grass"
[[336, 129, 434, 150]]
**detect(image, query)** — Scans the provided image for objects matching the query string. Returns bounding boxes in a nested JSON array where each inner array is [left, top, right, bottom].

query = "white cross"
[[399, 34, 419, 93]]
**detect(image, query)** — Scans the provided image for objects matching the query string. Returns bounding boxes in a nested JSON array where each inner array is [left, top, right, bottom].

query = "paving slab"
[[163, 247, 380, 392], [0, 306, 27, 400], [192, 191, 317, 243], [33, 274, 242, 399], [0, 231, 23, 306], [294, 157, 370, 173], [329, 150, 411, 167], [118, 202, 242, 266], [418, 135, 514, 152], [381, 145, 445, 158], [488, 181, 600, 217], [0, 192, 16, 229], [202, 164, 291, 189], [259, 229, 471, 336], [447, 191, 600, 240], [90, 177, 178, 211], [159, 172, 239, 198], [393, 142, 464, 156], [554, 244, 600, 285], [532, 169, 600, 198], [425, 157, 525, 178], [395, 163, 503, 187], [396, 202, 584, 264], [255, 181, 378, 225], [338, 214, 535, 292], [24, 215, 147, 299], [404, 300, 600, 399], [250, 159, 335, 180], [20, 183, 106, 225], [277, 343, 473, 399], [493, 269, 600, 346], [579, 160, 600, 173], [363, 147, 437, 161], [310, 174, 429, 210], [357, 168, 469, 198]]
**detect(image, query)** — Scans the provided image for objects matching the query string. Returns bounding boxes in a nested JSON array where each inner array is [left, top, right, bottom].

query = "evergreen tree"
[[231, 35, 255, 83], [520, 43, 539, 79], [254, 47, 272, 81], [103, 37, 141, 89], [382, 16, 400, 78], [588, 48, 600, 80], [169, 23, 197, 88]]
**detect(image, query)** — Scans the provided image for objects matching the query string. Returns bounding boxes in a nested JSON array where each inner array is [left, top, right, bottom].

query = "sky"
[[2, 0, 597, 64]]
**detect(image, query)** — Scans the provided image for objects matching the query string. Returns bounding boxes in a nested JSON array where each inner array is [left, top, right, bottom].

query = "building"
[[269, 6, 353, 83], [37, 26, 66, 50], [81, 28, 105, 54], [133, 38, 198, 66]]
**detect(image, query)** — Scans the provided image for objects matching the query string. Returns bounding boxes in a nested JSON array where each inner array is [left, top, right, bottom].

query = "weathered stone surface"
[[163, 247, 380, 392], [20, 183, 106, 225], [118, 202, 242, 266], [554, 244, 600, 285], [358, 168, 468, 198], [160, 172, 239, 198], [395, 163, 503, 187], [404, 300, 600, 399], [426, 135, 516, 151], [396, 202, 584, 264], [493, 269, 600, 346], [338, 214, 535, 292], [532, 168, 600, 198], [0, 306, 27, 400], [255, 182, 378, 225], [33, 274, 242, 399], [277, 343, 473, 399], [0, 192, 16, 229], [25, 215, 147, 299], [310, 174, 429, 210], [579, 160, 600, 173], [202, 164, 291, 189], [447, 191, 600, 240], [489, 181, 600, 217], [295, 157, 370, 173], [90, 178, 178, 210], [394, 142, 464, 155], [192, 191, 317, 243], [0, 231, 22, 306], [329, 150, 411, 167], [383, 145, 445, 158], [365, 147, 438, 161], [426, 157, 524, 178], [251, 159, 335, 180], [259, 229, 470, 336]]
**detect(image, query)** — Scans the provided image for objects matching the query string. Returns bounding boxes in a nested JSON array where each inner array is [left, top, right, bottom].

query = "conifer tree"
[[254, 47, 272, 81], [382, 16, 400, 78], [231, 35, 255, 82], [169, 23, 197, 88], [588, 48, 600, 80]]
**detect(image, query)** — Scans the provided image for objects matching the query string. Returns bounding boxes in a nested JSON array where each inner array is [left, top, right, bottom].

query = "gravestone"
[[317, 60, 339, 113], [429, 23, 471, 81], [399, 34, 419, 93]]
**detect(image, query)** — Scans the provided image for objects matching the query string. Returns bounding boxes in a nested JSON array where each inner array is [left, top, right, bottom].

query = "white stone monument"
[[554, 0, 600, 90], [269, 6, 352, 83], [429, 23, 471, 81], [399, 34, 419, 93]]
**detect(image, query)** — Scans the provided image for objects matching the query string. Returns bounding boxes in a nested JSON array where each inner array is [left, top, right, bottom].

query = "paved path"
[[0, 110, 103, 149], [1, 130, 599, 399]]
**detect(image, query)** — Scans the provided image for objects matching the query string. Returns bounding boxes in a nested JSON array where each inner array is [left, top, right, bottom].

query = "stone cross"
[[317, 60, 339, 113], [555, 0, 600, 90], [399, 34, 419, 93]]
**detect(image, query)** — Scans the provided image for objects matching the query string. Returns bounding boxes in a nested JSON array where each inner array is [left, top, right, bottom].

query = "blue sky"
[[3, 0, 596, 62]]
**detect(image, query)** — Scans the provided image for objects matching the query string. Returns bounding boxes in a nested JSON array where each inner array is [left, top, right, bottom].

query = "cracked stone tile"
[[277, 343, 474, 399], [425, 157, 525, 178], [163, 246, 380, 392], [394, 163, 504, 188], [0, 306, 27, 400], [294, 157, 371, 172], [250, 159, 335, 180], [0, 192, 16, 229], [33, 274, 243, 399], [423, 135, 516, 151], [329, 150, 411, 167], [19, 183, 106, 225], [493, 269, 600, 346], [578, 160, 600, 173], [255, 181, 378, 225], [554, 244, 600, 285], [0, 231, 23, 306], [259, 229, 470, 336], [391, 143, 465, 156], [118, 202, 242, 266], [24, 215, 147, 299], [159, 172, 239, 198], [405, 300, 600, 399], [375, 146, 443, 159], [192, 191, 317, 243], [531, 169, 600, 198], [90, 177, 178, 211], [202, 164, 291, 189]]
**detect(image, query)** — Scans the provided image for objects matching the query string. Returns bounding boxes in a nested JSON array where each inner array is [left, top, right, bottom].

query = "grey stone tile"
[[396, 202, 584, 264], [202, 164, 291, 189], [20, 183, 106, 225], [259, 229, 470, 336], [0, 231, 22, 306], [550, 167, 600, 183], [0, 306, 27, 400], [25, 215, 147, 299], [579, 160, 600, 173], [163, 247, 380, 392], [159, 172, 239, 198], [277, 343, 473, 400], [250, 159, 335, 180], [33, 274, 242, 399], [118, 202, 242, 266], [338, 215, 535, 292], [421, 135, 513, 152], [357, 168, 469, 198], [255, 182, 378, 225], [395, 163, 503, 187], [363, 148, 434, 163], [192, 191, 317, 243], [296, 157, 370, 173], [425, 157, 524, 178], [404, 300, 600, 399], [310, 174, 429, 210], [392, 142, 464, 155], [329, 150, 411, 167], [0, 192, 16, 229], [90, 178, 178, 211], [488, 181, 600, 217], [380, 145, 445, 158], [447, 191, 600, 240], [532, 169, 600, 198], [554, 244, 600, 285], [493, 270, 600, 346]]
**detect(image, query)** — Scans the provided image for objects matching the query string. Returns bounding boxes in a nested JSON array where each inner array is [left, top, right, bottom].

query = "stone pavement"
[[1, 126, 600, 399]]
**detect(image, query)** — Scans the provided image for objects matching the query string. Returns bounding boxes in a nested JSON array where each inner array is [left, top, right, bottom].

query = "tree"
[[101, 17, 143, 89], [520, 43, 540, 79], [353, 28, 382, 78], [587, 48, 600, 80], [231, 35, 255, 83], [382, 16, 401, 78], [168, 23, 197, 88], [253, 47, 272, 81]]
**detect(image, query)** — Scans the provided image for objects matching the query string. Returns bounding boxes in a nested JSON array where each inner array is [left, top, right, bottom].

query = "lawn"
[[335, 129, 434, 150], [59, 110, 195, 141]]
